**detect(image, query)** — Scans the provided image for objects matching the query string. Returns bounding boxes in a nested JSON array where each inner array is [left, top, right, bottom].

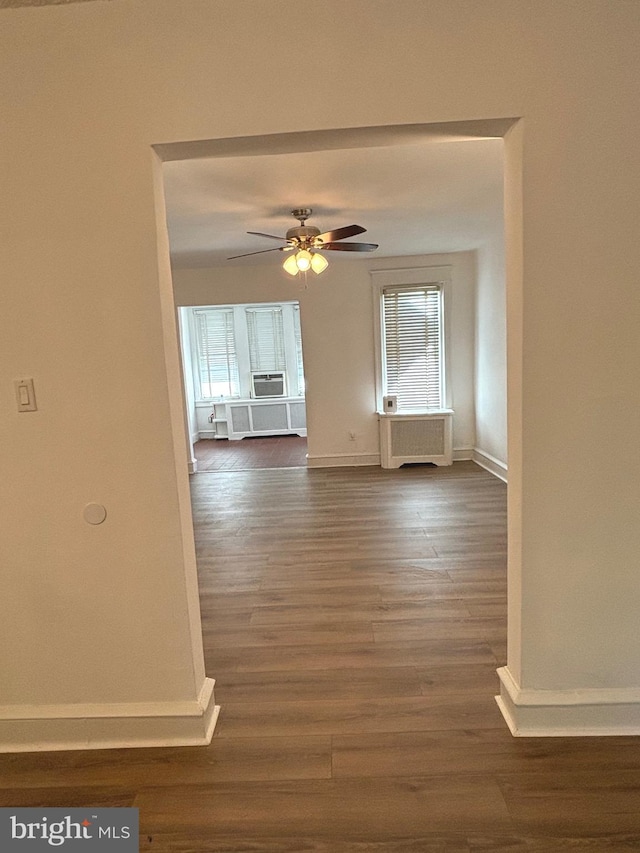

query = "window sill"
[[376, 408, 454, 417]]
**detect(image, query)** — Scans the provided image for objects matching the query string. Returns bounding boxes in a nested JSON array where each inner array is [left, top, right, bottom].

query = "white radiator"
[[210, 398, 307, 440], [378, 411, 453, 468]]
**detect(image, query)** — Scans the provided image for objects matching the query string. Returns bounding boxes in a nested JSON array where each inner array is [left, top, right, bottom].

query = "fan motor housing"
[[286, 225, 321, 242]]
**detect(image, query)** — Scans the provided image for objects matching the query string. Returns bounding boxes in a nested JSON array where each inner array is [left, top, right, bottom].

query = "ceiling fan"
[[228, 208, 378, 276]]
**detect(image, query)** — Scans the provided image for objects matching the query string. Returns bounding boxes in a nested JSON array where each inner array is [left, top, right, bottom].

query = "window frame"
[[372, 266, 452, 413], [190, 306, 241, 401]]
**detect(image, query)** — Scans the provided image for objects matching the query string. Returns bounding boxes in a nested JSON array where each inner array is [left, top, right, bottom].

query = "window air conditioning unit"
[[251, 372, 286, 398]]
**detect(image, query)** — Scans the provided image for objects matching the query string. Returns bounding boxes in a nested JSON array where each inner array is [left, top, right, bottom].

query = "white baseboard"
[[0, 678, 219, 753], [453, 447, 473, 461], [472, 448, 508, 482], [307, 448, 505, 475], [198, 429, 217, 440], [496, 666, 640, 736], [306, 453, 380, 468], [189, 432, 200, 472]]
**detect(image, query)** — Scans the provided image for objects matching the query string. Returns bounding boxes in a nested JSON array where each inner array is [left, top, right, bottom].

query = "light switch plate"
[[14, 378, 37, 412]]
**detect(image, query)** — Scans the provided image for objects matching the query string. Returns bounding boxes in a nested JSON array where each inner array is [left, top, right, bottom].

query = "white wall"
[[475, 228, 507, 471], [173, 252, 477, 465], [1, 0, 639, 745]]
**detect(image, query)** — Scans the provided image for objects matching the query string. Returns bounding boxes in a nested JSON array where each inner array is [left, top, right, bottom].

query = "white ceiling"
[[162, 138, 504, 270]]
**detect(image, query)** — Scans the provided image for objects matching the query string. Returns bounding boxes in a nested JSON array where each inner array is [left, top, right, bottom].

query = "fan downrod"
[[291, 208, 312, 224]]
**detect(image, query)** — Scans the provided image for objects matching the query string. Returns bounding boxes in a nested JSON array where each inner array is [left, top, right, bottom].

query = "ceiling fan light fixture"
[[237, 209, 377, 272], [295, 249, 312, 272], [283, 253, 300, 276], [310, 251, 328, 274]]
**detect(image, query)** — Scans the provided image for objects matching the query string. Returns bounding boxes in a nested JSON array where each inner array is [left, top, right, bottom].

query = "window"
[[245, 307, 286, 372], [193, 308, 240, 399], [382, 284, 443, 409], [373, 267, 450, 412], [188, 302, 304, 401]]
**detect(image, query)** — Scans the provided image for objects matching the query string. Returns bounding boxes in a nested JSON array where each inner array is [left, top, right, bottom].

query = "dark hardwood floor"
[[2, 462, 640, 851], [194, 435, 308, 471]]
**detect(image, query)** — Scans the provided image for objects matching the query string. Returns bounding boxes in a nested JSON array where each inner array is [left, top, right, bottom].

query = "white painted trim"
[[472, 447, 508, 482], [0, 678, 219, 753], [306, 453, 380, 468], [198, 429, 217, 440], [188, 459, 198, 474], [496, 667, 640, 736], [453, 447, 473, 461]]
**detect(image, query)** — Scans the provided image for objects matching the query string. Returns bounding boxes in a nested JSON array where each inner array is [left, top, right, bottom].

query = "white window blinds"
[[194, 308, 240, 398], [246, 307, 286, 372], [382, 284, 443, 410]]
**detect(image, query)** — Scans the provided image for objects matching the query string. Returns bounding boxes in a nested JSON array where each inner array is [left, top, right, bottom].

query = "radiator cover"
[[378, 411, 453, 468], [216, 399, 307, 440]]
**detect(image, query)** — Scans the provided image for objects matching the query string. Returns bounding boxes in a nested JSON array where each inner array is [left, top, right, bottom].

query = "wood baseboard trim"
[[496, 667, 640, 736], [306, 453, 380, 468], [0, 678, 219, 753], [472, 448, 508, 482]]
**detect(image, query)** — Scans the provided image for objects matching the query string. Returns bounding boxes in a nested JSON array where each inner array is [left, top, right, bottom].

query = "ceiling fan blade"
[[247, 231, 289, 242], [316, 224, 366, 243], [322, 241, 379, 252], [227, 247, 287, 260]]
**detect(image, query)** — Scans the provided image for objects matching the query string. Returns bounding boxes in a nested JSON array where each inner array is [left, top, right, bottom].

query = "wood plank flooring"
[[194, 435, 308, 471], [2, 462, 640, 851]]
